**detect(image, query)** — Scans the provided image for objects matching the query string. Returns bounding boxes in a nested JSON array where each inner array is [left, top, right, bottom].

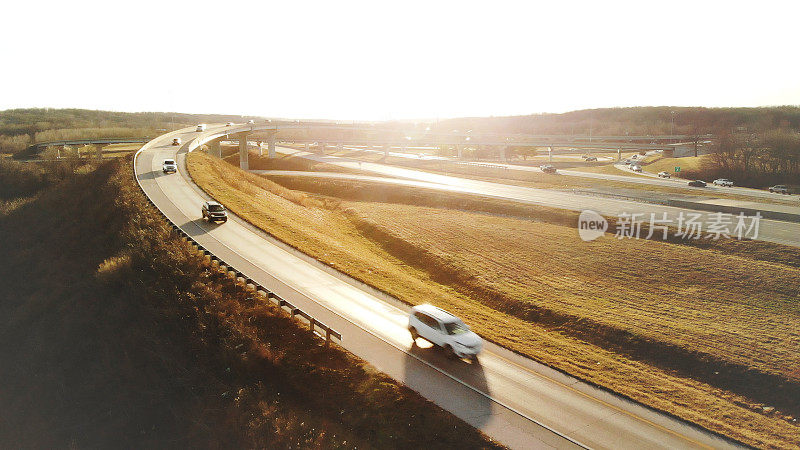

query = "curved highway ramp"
[[135, 124, 743, 450]]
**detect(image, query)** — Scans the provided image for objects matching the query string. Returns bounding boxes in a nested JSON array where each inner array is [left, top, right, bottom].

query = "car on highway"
[[172, 137, 181, 146], [631, 165, 642, 172], [688, 180, 707, 187], [196, 124, 207, 132], [202, 201, 228, 223], [162, 159, 177, 174], [539, 164, 557, 174], [657, 171, 671, 178], [622, 159, 633, 165], [713, 178, 734, 187], [225, 122, 235, 127], [247, 119, 255, 124], [408, 304, 483, 359], [585, 156, 598, 161], [769, 184, 789, 194]]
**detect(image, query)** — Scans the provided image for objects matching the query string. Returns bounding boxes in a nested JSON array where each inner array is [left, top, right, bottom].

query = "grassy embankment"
[[0, 157, 501, 449], [189, 149, 800, 449], [642, 155, 713, 179]]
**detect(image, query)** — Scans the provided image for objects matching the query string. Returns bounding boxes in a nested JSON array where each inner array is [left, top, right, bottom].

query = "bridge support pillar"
[[210, 140, 222, 158], [236, 133, 250, 170], [257, 141, 263, 157], [548, 146, 553, 163], [268, 134, 276, 158], [456, 145, 462, 159], [304, 143, 310, 153], [618, 147, 622, 161]]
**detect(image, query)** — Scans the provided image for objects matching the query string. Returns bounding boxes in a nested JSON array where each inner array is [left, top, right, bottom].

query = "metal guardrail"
[[174, 224, 343, 345], [132, 149, 342, 346]]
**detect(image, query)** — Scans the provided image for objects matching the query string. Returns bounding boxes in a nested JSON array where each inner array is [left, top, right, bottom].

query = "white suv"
[[162, 159, 177, 174], [713, 178, 734, 187], [408, 304, 483, 359]]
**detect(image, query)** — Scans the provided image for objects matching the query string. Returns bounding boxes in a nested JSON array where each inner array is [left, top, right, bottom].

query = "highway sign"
[[675, 166, 681, 172]]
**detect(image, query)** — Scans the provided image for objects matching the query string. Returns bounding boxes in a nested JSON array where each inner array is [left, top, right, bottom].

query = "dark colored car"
[[688, 180, 707, 187], [202, 201, 228, 223]]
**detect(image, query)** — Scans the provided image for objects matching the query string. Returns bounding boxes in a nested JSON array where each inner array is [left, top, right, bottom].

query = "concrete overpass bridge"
[[196, 122, 694, 169], [18, 137, 152, 160], [24, 137, 151, 151]]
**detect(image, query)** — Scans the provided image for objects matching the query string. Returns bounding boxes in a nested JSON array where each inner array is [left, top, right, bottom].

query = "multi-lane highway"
[[135, 124, 747, 449], [324, 143, 799, 204], [271, 146, 800, 247]]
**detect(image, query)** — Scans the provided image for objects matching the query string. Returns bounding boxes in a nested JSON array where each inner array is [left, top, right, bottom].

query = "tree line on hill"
[[430, 106, 800, 136], [4, 106, 800, 185], [0, 108, 261, 154], [431, 106, 800, 186]]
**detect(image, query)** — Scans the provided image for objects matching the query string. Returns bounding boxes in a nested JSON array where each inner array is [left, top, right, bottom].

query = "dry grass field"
[[100, 142, 143, 157], [188, 150, 800, 448]]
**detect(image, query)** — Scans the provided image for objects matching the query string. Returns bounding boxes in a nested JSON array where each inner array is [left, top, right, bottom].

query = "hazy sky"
[[1, 0, 798, 120]]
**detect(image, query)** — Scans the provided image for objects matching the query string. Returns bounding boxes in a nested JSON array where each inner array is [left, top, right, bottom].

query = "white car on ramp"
[[408, 304, 483, 359]]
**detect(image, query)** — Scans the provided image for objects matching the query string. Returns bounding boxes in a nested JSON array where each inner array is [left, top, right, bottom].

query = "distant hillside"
[[0, 108, 265, 155], [430, 106, 800, 136]]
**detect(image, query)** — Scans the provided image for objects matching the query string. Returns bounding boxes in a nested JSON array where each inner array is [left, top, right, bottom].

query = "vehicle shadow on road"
[[403, 340, 493, 428], [136, 170, 163, 181], [177, 219, 213, 238]]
